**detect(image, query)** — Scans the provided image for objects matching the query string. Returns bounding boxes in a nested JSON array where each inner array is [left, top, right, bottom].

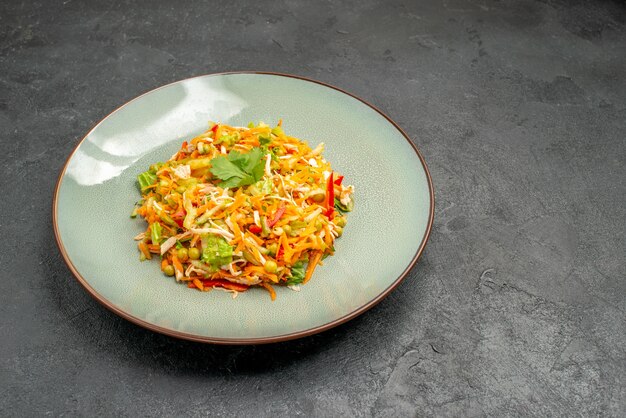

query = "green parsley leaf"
[[209, 147, 266, 188], [230, 147, 264, 172]]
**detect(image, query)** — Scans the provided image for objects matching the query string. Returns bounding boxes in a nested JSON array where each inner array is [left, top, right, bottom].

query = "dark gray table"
[[2, 0, 624, 416]]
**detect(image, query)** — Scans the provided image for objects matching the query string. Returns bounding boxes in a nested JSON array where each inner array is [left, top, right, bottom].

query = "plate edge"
[[51, 71, 435, 345]]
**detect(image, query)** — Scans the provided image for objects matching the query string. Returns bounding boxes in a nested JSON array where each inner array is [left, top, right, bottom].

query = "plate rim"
[[52, 71, 435, 345]]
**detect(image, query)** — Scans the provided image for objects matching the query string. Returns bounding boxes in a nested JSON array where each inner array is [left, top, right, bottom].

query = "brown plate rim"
[[52, 71, 435, 345]]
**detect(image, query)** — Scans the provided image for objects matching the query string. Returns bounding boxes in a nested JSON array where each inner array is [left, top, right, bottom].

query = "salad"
[[132, 121, 354, 299]]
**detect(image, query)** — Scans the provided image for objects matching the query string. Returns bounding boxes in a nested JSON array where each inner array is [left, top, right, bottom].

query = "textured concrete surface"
[[1, 0, 625, 416]]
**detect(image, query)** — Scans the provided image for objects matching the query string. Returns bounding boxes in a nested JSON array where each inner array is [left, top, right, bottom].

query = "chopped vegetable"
[[137, 171, 157, 191], [335, 197, 354, 213], [286, 260, 306, 285], [303, 251, 323, 284], [267, 203, 286, 228], [326, 172, 335, 219], [202, 279, 249, 292], [150, 222, 162, 245], [201, 234, 233, 271], [248, 224, 262, 234]]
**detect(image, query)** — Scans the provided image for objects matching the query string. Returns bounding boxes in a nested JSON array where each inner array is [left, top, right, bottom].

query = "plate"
[[53, 72, 434, 344]]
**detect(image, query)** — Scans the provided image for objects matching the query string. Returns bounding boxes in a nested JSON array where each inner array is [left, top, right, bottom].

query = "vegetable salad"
[[132, 121, 354, 299]]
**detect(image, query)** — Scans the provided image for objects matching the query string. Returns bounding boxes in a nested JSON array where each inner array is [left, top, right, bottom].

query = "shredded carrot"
[[303, 250, 323, 284], [193, 278, 204, 291], [138, 242, 152, 260], [260, 282, 276, 301], [172, 254, 183, 274]]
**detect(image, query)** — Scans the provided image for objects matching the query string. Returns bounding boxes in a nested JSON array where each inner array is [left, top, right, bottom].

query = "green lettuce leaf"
[[201, 234, 233, 271], [137, 171, 157, 192], [149, 222, 162, 245], [286, 260, 306, 285]]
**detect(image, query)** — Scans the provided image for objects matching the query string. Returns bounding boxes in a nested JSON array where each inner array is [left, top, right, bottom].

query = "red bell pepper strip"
[[248, 224, 262, 234], [326, 172, 335, 219], [211, 123, 219, 133], [177, 141, 188, 160], [201, 279, 249, 292], [334, 175, 344, 186], [171, 206, 186, 227], [172, 206, 186, 217], [267, 203, 286, 228]]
